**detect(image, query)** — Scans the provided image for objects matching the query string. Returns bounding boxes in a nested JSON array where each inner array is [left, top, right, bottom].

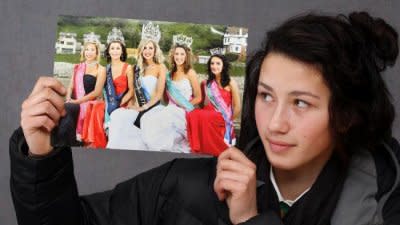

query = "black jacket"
[[9, 128, 400, 225]]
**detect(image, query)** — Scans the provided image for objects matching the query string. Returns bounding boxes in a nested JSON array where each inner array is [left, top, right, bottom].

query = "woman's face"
[[109, 42, 123, 61], [210, 56, 223, 76], [255, 53, 333, 172], [173, 47, 187, 67], [84, 43, 97, 62], [142, 41, 155, 61]]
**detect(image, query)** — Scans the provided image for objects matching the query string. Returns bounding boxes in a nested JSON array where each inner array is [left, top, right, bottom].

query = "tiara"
[[209, 47, 225, 55], [173, 34, 193, 48], [141, 22, 161, 43], [107, 27, 125, 45], [83, 32, 101, 45]]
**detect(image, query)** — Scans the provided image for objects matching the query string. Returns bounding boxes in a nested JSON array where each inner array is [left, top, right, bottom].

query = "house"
[[55, 32, 81, 54], [223, 27, 248, 55]]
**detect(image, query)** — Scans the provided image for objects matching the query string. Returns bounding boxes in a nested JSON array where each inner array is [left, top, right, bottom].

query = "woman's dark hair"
[[238, 12, 398, 162], [169, 44, 193, 76], [105, 41, 128, 63], [207, 54, 231, 87]]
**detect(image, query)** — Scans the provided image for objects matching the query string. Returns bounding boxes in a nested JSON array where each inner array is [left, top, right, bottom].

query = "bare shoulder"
[[98, 64, 106, 72], [158, 63, 167, 71], [157, 64, 167, 78], [229, 78, 239, 89], [126, 64, 133, 71], [187, 69, 198, 79]]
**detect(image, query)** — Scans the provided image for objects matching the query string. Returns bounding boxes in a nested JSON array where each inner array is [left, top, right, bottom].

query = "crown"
[[141, 22, 161, 43], [107, 27, 125, 45], [173, 34, 193, 48], [83, 32, 101, 45], [209, 47, 225, 55]]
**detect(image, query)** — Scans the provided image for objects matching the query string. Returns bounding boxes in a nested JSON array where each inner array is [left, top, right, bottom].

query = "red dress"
[[82, 63, 128, 148], [186, 83, 234, 156]]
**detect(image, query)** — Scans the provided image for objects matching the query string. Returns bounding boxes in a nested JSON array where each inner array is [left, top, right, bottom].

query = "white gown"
[[141, 78, 193, 153], [106, 75, 162, 150]]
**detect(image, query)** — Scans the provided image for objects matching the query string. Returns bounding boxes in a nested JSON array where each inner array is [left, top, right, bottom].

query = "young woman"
[[81, 40, 134, 148], [53, 40, 105, 147], [106, 39, 167, 150], [141, 44, 201, 152], [186, 54, 241, 156], [11, 11, 400, 225]]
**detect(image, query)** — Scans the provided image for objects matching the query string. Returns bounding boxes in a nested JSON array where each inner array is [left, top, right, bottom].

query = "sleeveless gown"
[[106, 75, 160, 150], [186, 83, 234, 156], [141, 78, 193, 153], [81, 63, 129, 148], [54, 74, 97, 147]]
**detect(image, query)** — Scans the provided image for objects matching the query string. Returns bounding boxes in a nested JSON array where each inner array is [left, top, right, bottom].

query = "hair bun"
[[349, 11, 398, 71]]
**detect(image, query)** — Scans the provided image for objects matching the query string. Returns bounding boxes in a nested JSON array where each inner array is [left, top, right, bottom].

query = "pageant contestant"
[[141, 40, 201, 152], [106, 31, 167, 150], [57, 33, 105, 145], [186, 53, 241, 156], [11, 11, 400, 225], [82, 28, 134, 148]]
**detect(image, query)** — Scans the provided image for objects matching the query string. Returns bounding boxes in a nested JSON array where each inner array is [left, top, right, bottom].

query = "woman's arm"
[[142, 64, 167, 109], [198, 80, 207, 108], [71, 66, 107, 104], [65, 70, 75, 102], [120, 64, 135, 106], [187, 69, 202, 106], [229, 79, 241, 119]]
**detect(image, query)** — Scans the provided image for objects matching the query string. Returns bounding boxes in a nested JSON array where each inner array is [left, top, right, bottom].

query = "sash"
[[133, 65, 150, 106], [104, 64, 125, 115], [165, 72, 194, 112], [132, 67, 159, 128], [206, 80, 234, 145], [73, 63, 86, 136]]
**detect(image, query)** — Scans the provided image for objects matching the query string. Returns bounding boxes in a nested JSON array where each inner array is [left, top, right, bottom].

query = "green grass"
[[54, 54, 81, 64]]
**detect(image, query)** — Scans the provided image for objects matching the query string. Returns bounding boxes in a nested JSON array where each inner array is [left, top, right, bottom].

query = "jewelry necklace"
[[86, 61, 98, 67]]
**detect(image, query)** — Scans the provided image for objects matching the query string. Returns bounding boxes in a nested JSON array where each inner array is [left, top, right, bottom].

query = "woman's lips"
[[268, 139, 295, 152]]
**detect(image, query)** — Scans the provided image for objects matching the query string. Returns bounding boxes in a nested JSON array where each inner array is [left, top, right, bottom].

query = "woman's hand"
[[120, 94, 131, 106], [67, 99, 79, 104], [214, 147, 258, 224], [20, 77, 66, 155], [128, 105, 144, 112]]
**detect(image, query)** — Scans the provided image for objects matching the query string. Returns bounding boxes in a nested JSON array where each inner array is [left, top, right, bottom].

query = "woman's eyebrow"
[[289, 91, 320, 99], [258, 81, 320, 99], [258, 81, 273, 91]]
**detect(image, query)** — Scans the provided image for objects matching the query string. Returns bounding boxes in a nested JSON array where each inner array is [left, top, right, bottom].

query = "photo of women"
[[186, 53, 241, 156], [141, 41, 202, 152], [52, 17, 246, 154], [106, 36, 167, 150]]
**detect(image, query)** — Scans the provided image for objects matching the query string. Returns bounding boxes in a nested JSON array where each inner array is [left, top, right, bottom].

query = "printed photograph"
[[53, 15, 248, 156]]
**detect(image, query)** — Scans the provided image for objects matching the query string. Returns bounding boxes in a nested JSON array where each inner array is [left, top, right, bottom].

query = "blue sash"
[[166, 72, 194, 112], [104, 64, 125, 115]]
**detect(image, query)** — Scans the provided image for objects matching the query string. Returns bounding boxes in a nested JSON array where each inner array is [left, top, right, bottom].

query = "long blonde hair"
[[136, 39, 165, 75], [80, 42, 101, 62]]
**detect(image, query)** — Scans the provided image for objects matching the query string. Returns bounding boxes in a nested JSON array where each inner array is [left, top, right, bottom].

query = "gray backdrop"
[[1, 0, 399, 224]]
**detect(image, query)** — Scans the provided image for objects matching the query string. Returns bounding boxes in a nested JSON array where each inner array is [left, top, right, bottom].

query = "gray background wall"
[[1, 0, 399, 224]]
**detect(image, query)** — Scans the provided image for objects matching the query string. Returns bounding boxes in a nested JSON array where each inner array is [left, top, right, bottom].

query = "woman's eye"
[[262, 93, 273, 102], [295, 99, 309, 108]]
